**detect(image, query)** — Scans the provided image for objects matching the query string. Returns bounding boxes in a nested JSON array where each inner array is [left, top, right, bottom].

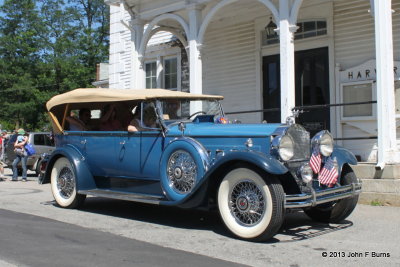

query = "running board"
[[78, 189, 166, 204]]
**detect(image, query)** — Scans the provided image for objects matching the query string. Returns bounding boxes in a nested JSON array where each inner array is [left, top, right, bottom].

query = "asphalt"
[[0, 209, 247, 267], [0, 168, 399, 267]]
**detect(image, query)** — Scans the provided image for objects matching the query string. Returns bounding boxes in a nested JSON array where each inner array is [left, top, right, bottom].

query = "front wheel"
[[303, 166, 359, 223], [217, 166, 285, 241], [51, 157, 86, 208]]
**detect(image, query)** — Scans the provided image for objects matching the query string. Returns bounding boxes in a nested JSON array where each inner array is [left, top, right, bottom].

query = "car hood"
[[167, 122, 285, 137]]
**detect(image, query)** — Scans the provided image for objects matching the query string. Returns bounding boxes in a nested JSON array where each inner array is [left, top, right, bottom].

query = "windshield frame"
[[155, 99, 224, 130]]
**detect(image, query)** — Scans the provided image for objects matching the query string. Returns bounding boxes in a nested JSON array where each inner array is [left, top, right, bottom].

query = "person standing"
[[12, 128, 28, 182], [0, 131, 7, 181]]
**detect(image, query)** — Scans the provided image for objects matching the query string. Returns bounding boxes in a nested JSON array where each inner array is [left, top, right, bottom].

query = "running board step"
[[78, 189, 166, 204]]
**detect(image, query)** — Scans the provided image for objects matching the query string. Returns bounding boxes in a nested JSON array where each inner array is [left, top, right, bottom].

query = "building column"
[[187, 4, 203, 95], [373, 0, 399, 166], [279, 0, 296, 123], [131, 19, 145, 89]]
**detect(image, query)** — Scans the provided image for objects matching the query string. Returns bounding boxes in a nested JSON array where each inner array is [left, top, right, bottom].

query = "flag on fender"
[[310, 145, 321, 174], [318, 157, 338, 187]]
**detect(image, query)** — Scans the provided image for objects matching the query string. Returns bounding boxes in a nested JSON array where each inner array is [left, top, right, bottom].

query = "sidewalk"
[[353, 163, 400, 206]]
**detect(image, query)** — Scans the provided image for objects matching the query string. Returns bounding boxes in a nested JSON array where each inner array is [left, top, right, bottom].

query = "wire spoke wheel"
[[230, 180, 265, 226], [51, 157, 86, 208], [57, 166, 75, 199], [167, 150, 197, 194], [218, 165, 284, 241]]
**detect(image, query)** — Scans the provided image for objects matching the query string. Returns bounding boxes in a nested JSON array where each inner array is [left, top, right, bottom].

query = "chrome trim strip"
[[285, 182, 362, 208], [79, 189, 165, 204]]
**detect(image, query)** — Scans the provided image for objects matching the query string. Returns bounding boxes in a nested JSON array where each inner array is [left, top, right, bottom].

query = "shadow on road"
[[49, 197, 354, 243]]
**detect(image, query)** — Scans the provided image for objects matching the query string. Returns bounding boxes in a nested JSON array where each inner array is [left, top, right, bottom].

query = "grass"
[[370, 200, 384, 206]]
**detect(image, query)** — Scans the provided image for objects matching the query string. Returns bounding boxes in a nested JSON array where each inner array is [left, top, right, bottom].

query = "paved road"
[[0, 209, 247, 267], [0, 169, 399, 267]]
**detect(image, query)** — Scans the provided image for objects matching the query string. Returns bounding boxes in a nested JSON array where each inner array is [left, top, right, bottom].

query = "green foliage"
[[370, 200, 384, 206], [0, 0, 109, 131]]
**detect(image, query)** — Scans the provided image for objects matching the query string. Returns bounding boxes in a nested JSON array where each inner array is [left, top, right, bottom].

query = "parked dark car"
[[4, 132, 55, 175], [42, 88, 362, 241]]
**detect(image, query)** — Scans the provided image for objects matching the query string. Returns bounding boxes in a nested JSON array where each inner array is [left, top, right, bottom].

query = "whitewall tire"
[[217, 166, 285, 241], [51, 157, 86, 208]]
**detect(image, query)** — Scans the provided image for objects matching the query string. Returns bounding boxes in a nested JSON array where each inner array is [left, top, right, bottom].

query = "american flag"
[[318, 157, 338, 187], [310, 145, 321, 174]]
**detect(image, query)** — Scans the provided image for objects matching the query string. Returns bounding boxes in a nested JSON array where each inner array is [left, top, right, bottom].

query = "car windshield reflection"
[[158, 99, 223, 126]]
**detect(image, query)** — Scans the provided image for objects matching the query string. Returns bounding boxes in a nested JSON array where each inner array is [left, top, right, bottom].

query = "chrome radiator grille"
[[286, 124, 310, 161]]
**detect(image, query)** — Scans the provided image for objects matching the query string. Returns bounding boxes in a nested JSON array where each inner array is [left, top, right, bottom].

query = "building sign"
[[339, 60, 400, 83]]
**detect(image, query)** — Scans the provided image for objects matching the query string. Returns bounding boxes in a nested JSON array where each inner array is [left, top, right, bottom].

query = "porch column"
[[279, 0, 296, 123], [132, 19, 145, 89], [187, 4, 203, 95], [373, 0, 399, 166]]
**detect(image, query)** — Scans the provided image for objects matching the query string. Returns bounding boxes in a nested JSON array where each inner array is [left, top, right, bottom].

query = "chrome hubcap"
[[167, 150, 197, 194], [57, 166, 75, 199], [230, 180, 265, 226]]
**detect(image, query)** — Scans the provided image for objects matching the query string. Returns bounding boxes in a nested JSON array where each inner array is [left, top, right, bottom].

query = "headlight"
[[272, 134, 294, 161], [299, 163, 313, 183], [312, 130, 333, 157]]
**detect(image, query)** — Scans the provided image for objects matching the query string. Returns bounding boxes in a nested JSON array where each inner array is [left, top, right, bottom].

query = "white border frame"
[[143, 46, 182, 91], [163, 54, 182, 91], [340, 80, 376, 121]]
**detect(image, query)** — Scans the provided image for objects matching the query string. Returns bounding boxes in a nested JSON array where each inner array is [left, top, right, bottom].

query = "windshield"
[[157, 99, 223, 124]]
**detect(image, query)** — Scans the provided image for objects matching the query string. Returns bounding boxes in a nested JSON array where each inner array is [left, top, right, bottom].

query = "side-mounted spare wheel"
[[160, 139, 209, 202], [303, 165, 359, 223], [51, 157, 86, 208], [217, 165, 285, 241]]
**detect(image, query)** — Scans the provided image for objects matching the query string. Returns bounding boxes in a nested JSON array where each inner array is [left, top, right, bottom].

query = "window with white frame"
[[164, 57, 178, 90], [145, 61, 157, 89], [341, 81, 374, 119], [262, 20, 327, 46], [144, 54, 180, 90]]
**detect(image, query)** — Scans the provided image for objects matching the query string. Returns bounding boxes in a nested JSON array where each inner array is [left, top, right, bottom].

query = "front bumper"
[[285, 182, 362, 208]]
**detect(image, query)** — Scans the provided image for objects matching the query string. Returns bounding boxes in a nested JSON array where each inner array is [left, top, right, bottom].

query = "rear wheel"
[[303, 166, 359, 223], [217, 166, 285, 241], [51, 157, 86, 208]]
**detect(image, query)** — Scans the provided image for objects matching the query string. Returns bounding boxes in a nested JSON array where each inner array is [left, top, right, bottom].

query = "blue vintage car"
[[43, 88, 361, 241]]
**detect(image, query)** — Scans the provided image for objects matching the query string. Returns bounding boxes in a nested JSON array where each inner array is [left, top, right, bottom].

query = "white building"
[[104, 0, 400, 167]]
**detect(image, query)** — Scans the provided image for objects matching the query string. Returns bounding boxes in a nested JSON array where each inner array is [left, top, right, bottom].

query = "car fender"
[[160, 137, 210, 201], [162, 150, 288, 208], [332, 145, 358, 176], [43, 144, 96, 190], [208, 150, 288, 176]]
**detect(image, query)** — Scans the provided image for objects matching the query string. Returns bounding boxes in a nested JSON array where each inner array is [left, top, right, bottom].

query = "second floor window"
[[164, 58, 178, 90], [145, 62, 157, 88]]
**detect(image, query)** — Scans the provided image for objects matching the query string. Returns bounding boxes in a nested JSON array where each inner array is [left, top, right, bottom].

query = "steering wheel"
[[187, 111, 207, 119]]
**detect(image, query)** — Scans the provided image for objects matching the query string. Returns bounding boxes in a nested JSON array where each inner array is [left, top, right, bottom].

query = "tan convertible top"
[[46, 88, 223, 134], [46, 88, 223, 112]]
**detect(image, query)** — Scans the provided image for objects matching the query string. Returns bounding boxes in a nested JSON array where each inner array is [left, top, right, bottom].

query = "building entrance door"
[[262, 47, 330, 136]]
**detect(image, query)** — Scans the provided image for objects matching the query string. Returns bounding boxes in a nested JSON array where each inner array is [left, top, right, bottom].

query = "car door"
[[116, 101, 164, 180], [84, 132, 118, 177], [116, 130, 163, 179]]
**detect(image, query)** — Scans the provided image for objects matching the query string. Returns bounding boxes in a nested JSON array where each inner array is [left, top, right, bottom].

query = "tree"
[[0, 0, 44, 130], [0, 0, 109, 131]]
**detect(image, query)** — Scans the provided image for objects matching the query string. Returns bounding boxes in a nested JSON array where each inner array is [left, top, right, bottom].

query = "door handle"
[[120, 141, 126, 145]]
